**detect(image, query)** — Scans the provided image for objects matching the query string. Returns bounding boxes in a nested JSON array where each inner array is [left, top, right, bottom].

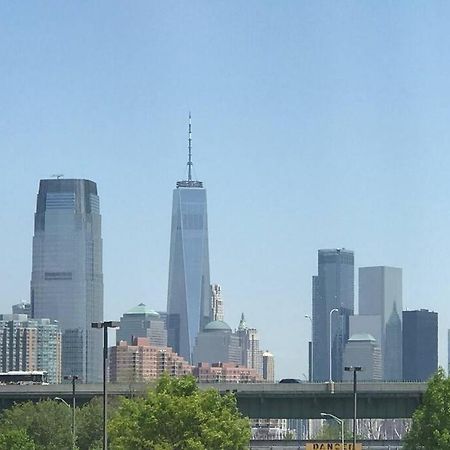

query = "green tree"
[[0, 400, 71, 450], [76, 397, 120, 450], [314, 421, 352, 441], [109, 374, 251, 450], [405, 367, 450, 449], [0, 428, 35, 450], [76, 397, 103, 450]]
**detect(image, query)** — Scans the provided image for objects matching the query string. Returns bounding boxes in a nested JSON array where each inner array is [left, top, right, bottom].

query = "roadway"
[[0, 381, 426, 419]]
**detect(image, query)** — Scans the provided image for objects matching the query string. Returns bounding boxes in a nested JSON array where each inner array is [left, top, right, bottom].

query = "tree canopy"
[[0, 397, 112, 450], [0, 428, 35, 450], [0, 400, 72, 450], [405, 367, 450, 449], [109, 374, 251, 450]]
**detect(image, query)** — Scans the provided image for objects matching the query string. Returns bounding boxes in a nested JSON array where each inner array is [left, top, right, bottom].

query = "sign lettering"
[[305, 444, 362, 450]]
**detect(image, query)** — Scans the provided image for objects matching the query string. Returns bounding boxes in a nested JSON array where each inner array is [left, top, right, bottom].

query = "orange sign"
[[305, 444, 362, 450]]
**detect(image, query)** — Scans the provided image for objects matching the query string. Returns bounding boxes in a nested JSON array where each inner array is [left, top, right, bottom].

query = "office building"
[[312, 249, 354, 381], [31, 178, 103, 382], [109, 337, 192, 383], [0, 314, 61, 383], [343, 333, 382, 381], [166, 117, 211, 361], [403, 309, 438, 381], [359, 266, 402, 380], [210, 284, 224, 321], [236, 313, 263, 376], [117, 303, 167, 347], [262, 350, 275, 382], [12, 302, 31, 317], [193, 320, 241, 365]]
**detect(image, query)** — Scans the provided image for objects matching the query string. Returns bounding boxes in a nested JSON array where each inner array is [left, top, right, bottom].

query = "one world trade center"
[[166, 116, 211, 362]]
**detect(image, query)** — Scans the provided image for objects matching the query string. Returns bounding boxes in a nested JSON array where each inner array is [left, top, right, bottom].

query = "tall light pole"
[[329, 308, 339, 382], [304, 315, 313, 381], [320, 412, 344, 448], [63, 375, 78, 450], [345, 365, 362, 449], [55, 397, 75, 449], [92, 321, 120, 450]]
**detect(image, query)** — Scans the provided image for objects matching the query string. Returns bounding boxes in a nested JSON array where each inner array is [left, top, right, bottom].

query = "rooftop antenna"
[[51, 174, 64, 179], [187, 112, 192, 181]]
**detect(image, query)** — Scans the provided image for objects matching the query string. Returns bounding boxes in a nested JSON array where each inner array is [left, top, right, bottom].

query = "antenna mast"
[[188, 112, 192, 181]]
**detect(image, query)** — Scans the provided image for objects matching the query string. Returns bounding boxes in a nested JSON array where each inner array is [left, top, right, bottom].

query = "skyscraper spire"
[[188, 112, 192, 182], [176, 113, 203, 189]]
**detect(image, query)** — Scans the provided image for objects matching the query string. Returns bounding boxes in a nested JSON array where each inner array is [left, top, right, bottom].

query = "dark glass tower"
[[31, 179, 103, 382], [166, 117, 211, 361], [402, 309, 438, 381], [312, 248, 354, 381]]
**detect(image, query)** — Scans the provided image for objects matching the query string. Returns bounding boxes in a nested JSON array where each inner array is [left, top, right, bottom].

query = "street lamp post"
[[92, 321, 120, 450], [63, 375, 78, 450], [329, 308, 339, 382], [304, 315, 313, 381], [55, 397, 75, 449], [345, 366, 362, 449], [320, 412, 344, 448]]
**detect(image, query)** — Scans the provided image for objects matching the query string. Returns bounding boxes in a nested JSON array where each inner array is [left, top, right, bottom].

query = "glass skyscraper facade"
[[359, 266, 402, 381], [30, 179, 103, 383], [166, 178, 211, 362], [402, 309, 437, 381], [312, 248, 354, 381]]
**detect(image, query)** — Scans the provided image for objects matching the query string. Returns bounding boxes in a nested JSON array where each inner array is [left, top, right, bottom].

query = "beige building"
[[236, 314, 263, 377], [262, 350, 275, 382], [193, 362, 261, 383], [109, 337, 192, 383]]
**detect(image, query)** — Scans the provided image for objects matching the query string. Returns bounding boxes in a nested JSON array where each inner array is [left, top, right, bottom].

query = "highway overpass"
[[0, 382, 426, 419]]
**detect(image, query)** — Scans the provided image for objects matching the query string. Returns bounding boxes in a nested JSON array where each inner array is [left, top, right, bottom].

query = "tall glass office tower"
[[359, 266, 402, 381], [31, 178, 103, 383], [312, 248, 354, 382], [166, 117, 211, 362]]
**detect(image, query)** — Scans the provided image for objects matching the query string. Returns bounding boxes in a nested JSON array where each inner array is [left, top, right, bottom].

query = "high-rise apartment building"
[[262, 351, 275, 382], [359, 266, 402, 381], [403, 309, 438, 381], [12, 302, 31, 317], [31, 178, 103, 382], [0, 314, 61, 383], [312, 249, 354, 381], [210, 284, 224, 322], [117, 303, 167, 347], [110, 337, 192, 383], [167, 118, 211, 361]]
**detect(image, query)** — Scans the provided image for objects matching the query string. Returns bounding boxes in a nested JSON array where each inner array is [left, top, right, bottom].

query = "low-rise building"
[[109, 337, 191, 383], [193, 362, 261, 383]]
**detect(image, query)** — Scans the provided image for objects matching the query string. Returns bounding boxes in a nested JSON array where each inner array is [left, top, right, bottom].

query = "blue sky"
[[2, 1, 450, 378]]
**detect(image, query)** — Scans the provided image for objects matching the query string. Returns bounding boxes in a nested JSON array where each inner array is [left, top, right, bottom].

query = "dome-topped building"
[[193, 319, 240, 365], [117, 302, 167, 347], [203, 320, 232, 332], [126, 303, 160, 317]]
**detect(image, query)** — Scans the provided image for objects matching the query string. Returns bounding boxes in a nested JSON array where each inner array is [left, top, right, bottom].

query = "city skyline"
[[3, 2, 450, 378]]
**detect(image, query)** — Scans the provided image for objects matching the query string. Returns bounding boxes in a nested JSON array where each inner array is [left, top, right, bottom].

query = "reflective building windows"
[[167, 184, 211, 362], [31, 179, 103, 383]]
